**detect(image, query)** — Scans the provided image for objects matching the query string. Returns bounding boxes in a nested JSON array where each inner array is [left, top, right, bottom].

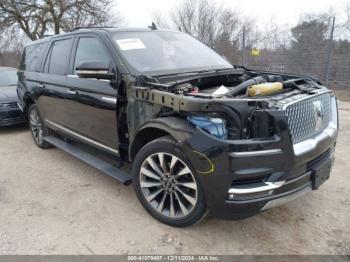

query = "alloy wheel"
[[139, 152, 198, 219], [29, 109, 44, 145]]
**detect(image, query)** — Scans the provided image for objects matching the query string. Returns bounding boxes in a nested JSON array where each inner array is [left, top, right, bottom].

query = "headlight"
[[187, 115, 227, 139]]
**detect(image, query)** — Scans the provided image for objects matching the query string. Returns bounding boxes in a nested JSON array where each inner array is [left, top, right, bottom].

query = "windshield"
[[113, 31, 232, 75], [0, 70, 17, 86]]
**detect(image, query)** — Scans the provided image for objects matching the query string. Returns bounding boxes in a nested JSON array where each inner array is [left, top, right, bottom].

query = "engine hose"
[[222, 76, 266, 97]]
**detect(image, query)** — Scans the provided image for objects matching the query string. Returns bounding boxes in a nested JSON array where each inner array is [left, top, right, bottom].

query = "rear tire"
[[132, 136, 207, 227], [28, 104, 53, 149]]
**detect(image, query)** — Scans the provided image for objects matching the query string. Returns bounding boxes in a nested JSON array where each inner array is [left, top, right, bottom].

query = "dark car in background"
[[0, 67, 26, 126]]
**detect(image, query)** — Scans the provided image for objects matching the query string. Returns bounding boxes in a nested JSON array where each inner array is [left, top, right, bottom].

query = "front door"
[[65, 35, 119, 152]]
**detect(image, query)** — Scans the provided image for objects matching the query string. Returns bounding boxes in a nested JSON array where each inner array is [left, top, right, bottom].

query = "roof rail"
[[40, 34, 54, 39], [70, 26, 118, 32]]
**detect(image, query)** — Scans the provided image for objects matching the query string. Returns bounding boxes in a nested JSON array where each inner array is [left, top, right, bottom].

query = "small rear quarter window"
[[20, 42, 47, 72]]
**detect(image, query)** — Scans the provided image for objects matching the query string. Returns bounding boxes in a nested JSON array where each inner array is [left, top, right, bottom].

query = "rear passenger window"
[[73, 37, 110, 73], [20, 43, 47, 71], [46, 39, 73, 75]]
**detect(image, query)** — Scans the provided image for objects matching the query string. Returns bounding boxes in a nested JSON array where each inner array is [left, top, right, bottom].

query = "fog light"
[[228, 193, 235, 200], [227, 190, 275, 201]]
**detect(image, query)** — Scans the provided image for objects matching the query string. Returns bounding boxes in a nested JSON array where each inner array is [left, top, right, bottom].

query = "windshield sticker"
[[116, 38, 146, 51]]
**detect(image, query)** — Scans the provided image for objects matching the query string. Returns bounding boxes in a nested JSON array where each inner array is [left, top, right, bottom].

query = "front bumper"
[[182, 98, 338, 220], [223, 146, 334, 219], [0, 103, 26, 126]]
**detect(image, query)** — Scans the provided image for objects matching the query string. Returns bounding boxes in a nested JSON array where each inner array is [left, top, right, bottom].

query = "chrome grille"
[[285, 93, 332, 144]]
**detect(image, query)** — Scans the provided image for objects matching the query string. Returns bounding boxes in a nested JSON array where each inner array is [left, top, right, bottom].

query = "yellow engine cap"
[[248, 82, 283, 96]]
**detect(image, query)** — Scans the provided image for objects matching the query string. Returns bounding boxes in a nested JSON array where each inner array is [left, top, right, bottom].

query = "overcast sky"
[[115, 0, 348, 28]]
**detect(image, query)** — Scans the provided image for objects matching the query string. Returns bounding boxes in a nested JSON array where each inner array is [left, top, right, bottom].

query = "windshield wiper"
[[166, 68, 245, 88], [180, 68, 235, 75], [214, 68, 239, 73], [136, 75, 171, 90], [137, 68, 245, 91], [156, 67, 244, 78]]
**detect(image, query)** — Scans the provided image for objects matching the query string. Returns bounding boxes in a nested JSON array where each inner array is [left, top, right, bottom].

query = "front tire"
[[28, 104, 52, 149], [132, 136, 206, 227]]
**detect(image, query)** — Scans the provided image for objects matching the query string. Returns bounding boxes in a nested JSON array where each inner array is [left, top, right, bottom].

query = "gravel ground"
[[0, 102, 349, 255]]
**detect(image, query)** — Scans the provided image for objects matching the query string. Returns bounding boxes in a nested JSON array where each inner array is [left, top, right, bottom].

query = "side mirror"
[[75, 61, 114, 80]]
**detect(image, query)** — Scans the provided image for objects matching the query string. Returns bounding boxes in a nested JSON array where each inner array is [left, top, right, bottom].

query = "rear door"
[[37, 37, 74, 127], [64, 34, 119, 152], [17, 41, 49, 111]]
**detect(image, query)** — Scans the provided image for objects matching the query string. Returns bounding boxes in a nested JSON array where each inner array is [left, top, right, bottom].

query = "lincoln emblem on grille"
[[313, 101, 324, 131]]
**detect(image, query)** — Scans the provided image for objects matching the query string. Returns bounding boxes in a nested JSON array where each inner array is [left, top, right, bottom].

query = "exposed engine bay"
[[130, 68, 330, 141], [136, 68, 327, 108]]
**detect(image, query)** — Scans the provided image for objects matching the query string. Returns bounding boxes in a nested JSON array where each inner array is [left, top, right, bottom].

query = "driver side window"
[[73, 37, 111, 74]]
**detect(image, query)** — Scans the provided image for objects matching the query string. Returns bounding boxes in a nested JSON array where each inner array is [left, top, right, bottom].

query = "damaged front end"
[[128, 68, 332, 142], [126, 68, 338, 219]]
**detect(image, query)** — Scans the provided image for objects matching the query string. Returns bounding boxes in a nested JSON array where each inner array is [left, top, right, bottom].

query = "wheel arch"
[[22, 93, 36, 118], [129, 117, 196, 161]]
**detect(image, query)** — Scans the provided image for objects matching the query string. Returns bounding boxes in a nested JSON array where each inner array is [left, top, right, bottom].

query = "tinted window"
[[21, 43, 47, 71], [47, 39, 73, 75], [0, 70, 17, 86], [73, 37, 110, 73]]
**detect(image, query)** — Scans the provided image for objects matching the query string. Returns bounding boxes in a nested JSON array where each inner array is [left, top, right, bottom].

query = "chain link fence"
[[238, 19, 350, 95], [242, 50, 350, 89]]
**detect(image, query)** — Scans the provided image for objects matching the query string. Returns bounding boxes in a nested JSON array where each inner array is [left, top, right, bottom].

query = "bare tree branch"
[[170, 0, 221, 47], [346, 1, 350, 32], [152, 10, 170, 29], [0, 0, 123, 40]]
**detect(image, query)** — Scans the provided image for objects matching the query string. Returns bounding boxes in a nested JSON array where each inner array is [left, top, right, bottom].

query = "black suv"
[[17, 27, 338, 227]]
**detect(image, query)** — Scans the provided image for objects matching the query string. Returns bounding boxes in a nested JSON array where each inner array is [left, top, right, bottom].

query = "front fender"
[[128, 117, 196, 160]]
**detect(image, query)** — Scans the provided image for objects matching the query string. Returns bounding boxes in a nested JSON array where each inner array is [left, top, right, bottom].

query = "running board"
[[44, 136, 132, 185]]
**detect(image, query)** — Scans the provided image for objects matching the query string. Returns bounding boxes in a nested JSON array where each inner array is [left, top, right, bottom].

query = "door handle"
[[37, 84, 45, 88], [67, 89, 77, 95], [102, 97, 117, 104]]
